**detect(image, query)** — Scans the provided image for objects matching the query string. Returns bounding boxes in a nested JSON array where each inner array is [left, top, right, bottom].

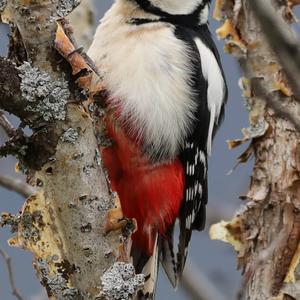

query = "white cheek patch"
[[194, 37, 225, 155], [88, 10, 197, 160], [199, 4, 209, 24]]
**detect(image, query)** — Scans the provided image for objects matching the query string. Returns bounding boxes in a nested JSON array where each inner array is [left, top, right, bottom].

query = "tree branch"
[[182, 262, 228, 300], [0, 247, 25, 300], [0, 1, 137, 299], [0, 175, 35, 198], [211, 1, 300, 299]]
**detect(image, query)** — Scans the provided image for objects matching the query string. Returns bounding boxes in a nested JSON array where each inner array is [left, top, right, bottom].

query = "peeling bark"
[[210, 1, 300, 299]]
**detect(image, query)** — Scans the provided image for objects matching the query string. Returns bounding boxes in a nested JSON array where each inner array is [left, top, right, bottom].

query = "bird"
[[88, 0, 227, 298]]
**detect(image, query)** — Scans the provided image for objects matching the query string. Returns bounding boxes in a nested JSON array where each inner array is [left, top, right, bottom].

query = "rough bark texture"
[[0, 1, 138, 299], [210, 1, 300, 300], [0, 58, 32, 120]]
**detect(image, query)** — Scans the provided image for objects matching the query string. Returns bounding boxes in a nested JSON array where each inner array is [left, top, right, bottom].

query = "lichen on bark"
[[0, 1, 138, 299], [0, 0, 6, 12], [18, 61, 69, 121], [101, 262, 145, 300], [57, 0, 81, 17]]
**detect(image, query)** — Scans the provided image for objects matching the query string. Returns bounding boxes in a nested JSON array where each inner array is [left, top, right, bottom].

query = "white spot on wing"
[[198, 183, 203, 197], [199, 150, 207, 174]]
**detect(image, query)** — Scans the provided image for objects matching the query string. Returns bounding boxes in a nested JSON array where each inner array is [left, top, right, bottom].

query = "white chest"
[[88, 7, 197, 160]]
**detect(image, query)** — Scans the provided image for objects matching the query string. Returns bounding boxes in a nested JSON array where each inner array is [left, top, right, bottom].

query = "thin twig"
[[0, 175, 35, 198], [182, 261, 228, 300], [0, 110, 16, 138], [0, 247, 25, 300]]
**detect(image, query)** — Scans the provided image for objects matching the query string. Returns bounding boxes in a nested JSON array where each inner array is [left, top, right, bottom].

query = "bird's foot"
[[105, 196, 137, 235]]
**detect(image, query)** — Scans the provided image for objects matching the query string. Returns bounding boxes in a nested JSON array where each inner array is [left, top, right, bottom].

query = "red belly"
[[101, 114, 184, 255]]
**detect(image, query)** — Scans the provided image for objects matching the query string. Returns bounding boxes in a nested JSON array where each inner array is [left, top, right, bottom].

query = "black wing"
[[175, 25, 228, 278]]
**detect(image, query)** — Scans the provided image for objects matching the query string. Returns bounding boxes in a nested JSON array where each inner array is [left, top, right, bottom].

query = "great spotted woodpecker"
[[88, 0, 227, 298]]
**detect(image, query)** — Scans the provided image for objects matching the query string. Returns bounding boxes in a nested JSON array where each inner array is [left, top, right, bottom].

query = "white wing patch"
[[88, 5, 197, 160], [194, 37, 225, 155], [140, 234, 159, 299]]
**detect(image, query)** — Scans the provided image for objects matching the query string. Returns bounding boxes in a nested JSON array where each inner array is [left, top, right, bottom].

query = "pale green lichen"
[[97, 196, 114, 212], [21, 211, 43, 242], [57, 0, 81, 17], [94, 149, 102, 166], [61, 128, 79, 144], [18, 62, 69, 122], [0, 212, 20, 233], [101, 262, 145, 300], [37, 258, 80, 299], [0, 0, 7, 11], [83, 164, 95, 176]]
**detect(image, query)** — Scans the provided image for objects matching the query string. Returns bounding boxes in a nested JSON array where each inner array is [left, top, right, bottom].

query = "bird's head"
[[131, 0, 210, 25], [147, 0, 209, 15]]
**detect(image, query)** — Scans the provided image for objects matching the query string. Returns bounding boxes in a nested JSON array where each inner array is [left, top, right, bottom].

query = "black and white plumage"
[[88, 0, 227, 298]]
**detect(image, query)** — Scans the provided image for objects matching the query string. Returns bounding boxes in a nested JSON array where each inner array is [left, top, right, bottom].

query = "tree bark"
[[1, 1, 139, 299], [210, 1, 300, 300]]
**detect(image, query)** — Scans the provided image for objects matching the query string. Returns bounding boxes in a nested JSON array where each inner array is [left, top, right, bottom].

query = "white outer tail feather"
[[135, 235, 159, 300]]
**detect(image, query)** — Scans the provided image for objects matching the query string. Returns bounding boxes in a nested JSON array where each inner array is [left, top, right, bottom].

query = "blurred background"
[[2, 1, 295, 300]]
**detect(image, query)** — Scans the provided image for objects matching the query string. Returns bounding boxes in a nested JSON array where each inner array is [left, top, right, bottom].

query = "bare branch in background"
[[0, 247, 25, 300], [0, 175, 35, 198], [182, 262, 228, 300]]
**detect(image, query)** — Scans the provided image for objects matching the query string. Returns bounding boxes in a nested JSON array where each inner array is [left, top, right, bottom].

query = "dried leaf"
[[55, 22, 92, 90]]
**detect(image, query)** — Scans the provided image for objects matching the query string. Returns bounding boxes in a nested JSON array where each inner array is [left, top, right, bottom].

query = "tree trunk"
[[210, 1, 300, 299], [0, 1, 140, 299]]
